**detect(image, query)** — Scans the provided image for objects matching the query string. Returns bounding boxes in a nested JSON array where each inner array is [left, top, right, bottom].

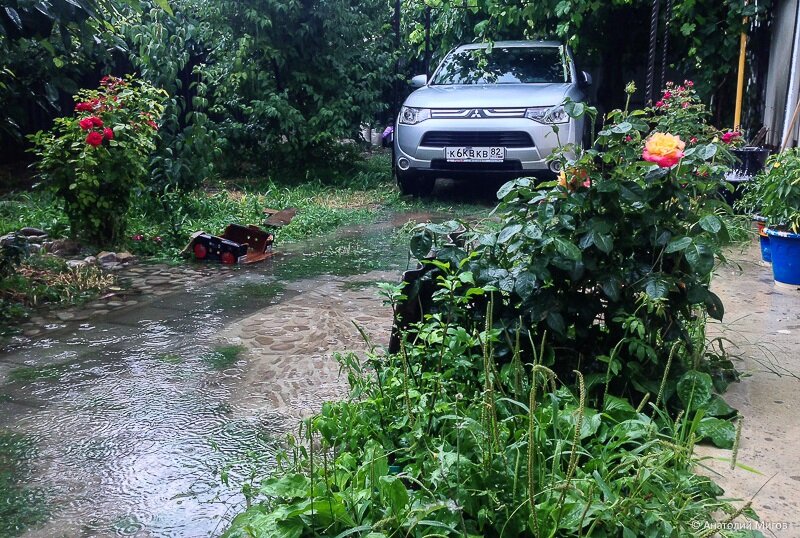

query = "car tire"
[[397, 170, 435, 197]]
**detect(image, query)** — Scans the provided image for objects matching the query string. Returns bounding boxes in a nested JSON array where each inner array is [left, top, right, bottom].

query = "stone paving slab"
[[697, 240, 800, 532], [221, 270, 396, 422], [5, 263, 222, 349]]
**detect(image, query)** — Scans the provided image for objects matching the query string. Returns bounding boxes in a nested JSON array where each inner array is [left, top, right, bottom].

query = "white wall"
[[765, 0, 800, 147]]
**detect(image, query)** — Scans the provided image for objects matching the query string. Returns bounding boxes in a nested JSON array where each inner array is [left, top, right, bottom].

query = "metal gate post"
[[645, 0, 661, 105]]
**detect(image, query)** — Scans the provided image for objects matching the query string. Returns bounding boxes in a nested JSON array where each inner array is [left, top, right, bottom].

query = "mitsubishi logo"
[[470, 109, 483, 118]]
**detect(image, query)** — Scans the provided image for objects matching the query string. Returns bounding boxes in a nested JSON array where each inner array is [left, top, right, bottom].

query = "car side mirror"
[[580, 71, 593, 87], [410, 74, 428, 88]]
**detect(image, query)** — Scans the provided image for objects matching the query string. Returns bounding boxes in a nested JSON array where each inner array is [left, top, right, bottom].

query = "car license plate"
[[445, 146, 505, 162]]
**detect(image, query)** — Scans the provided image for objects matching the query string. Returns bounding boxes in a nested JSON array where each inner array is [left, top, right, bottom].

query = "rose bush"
[[402, 84, 739, 417], [29, 76, 166, 245]]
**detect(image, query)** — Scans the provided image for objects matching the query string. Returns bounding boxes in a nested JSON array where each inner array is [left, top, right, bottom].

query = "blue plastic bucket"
[[766, 228, 800, 285], [759, 233, 771, 262]]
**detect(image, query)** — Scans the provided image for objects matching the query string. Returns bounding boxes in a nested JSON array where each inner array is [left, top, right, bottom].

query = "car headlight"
[[525, 105, 568, 124], [399, 106, 431, 125]]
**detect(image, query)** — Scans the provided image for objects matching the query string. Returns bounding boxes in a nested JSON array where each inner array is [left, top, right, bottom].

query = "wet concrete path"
[[0, 222, 414, 538], [699, 240, 800, 535], [4, 200, 797, 537]]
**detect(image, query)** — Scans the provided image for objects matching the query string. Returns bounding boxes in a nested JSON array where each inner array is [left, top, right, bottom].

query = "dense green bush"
[[29, 75, 166, 245], [738, 149, 800, 232], [125, 0, 221, 192], [403, 91, 738, 411]]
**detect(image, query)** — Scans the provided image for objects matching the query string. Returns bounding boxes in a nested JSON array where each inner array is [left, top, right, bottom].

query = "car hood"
[[404, 83, 572, 109]]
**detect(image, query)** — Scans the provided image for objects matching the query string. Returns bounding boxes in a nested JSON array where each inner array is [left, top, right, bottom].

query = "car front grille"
[[420, 131, 534, 148], [430, 108, 527, 119]]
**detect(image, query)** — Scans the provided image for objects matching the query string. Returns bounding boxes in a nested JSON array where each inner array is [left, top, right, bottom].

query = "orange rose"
[[642, 132, 685, 168], [558, 167, 591, 192]]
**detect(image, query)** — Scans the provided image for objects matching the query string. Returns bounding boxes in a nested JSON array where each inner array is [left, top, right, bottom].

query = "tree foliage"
[[403, 0, 771, 121]]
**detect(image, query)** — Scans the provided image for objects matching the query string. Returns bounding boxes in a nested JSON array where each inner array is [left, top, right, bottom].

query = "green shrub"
[[29, 76, 167, 246], [738, 149, 800, 232], [403, 92, 738, 410], [222, 278, 754, 537]]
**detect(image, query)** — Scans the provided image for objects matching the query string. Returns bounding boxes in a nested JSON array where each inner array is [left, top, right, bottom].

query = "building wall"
[[765, 0, 800, 147]]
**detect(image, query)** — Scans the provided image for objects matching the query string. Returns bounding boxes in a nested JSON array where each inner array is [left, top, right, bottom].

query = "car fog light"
[[397, 157, 411, 171]]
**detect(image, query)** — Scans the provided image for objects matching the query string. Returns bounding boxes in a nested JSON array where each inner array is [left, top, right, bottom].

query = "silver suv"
[[394, 40, 591, 195]]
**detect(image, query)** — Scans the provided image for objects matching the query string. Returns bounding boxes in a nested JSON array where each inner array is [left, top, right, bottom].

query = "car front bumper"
[[394, 117, 583, 178]]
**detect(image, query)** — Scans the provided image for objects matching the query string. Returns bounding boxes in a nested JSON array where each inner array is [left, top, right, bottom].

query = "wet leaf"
[[697, 417, 736, 449], [677, 370, 713, 412], [409, 231, 432, 260], [665, 236, 692, 253]]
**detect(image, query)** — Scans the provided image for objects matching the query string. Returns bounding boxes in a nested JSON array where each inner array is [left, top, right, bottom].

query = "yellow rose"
[[642, 132, 686, 168]]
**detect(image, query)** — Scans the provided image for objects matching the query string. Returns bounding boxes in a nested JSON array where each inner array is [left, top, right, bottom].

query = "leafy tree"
[[403, 0, 770, 123]]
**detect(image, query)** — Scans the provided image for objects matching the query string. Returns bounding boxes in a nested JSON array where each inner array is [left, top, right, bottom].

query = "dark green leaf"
[[704, 290, 724, 321], [684, 241, 714, 275], [409, 231, 432, 260], [677, 370, 713, 412], [600, 275, 622, 301], [665, 236, 692, 253], [554, 238, 581, 260], [593, 232, 613, 253], [704, 395, 737, 418], [498, 224, 523, 244], [644, 277, 669, 299], [514, 271, 537, 300], [4, 7, 22, 30], [697, 417, 736, 449], [699, 214, 722, 234]]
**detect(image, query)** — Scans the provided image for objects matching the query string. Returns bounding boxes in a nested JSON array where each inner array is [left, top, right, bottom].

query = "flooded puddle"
[[0, 220, 416, 537]]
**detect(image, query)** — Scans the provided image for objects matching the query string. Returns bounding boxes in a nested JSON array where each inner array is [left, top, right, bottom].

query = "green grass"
[[339, 280, 380, 291], [0, 430, 48, 537], [203, 344, 247, 369], [7, 364, 65, 383], [155, 352, 183, 364]]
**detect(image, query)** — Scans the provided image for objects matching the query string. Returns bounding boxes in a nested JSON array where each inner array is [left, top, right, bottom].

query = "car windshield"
[[431, 46, 569, 85]]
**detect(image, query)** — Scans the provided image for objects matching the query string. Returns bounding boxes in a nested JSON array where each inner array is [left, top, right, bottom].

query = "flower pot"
[[731, 147, 771, 176], [753, 215, 770, 262], [723, 148, 770, 210], [759, 234, 772, 263], [752, 214, 767, 234], [765, 228, 800, 285]]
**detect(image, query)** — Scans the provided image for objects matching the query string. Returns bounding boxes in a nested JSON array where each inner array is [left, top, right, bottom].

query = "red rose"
[[79, 118, 94, 130], [655, 100, 665, 108], [103, 127, 114, 140], [75, 102, 93, 112], [85, 131, 104, 147], [690, 137, 698, 144], [90, 116, 103, 128], [147, 120, 158, 130], [721, 131, 741, 144], [624, 135, 633, 142], [663, 91, 672, 99]]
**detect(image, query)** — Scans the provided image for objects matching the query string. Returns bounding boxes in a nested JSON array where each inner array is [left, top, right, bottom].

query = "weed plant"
[[222, 273, 758, 537]]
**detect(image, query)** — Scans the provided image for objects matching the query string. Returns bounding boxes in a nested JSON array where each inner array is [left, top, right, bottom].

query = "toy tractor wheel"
[[220, 251, 236, 265], [193, 243, 208, 259]]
